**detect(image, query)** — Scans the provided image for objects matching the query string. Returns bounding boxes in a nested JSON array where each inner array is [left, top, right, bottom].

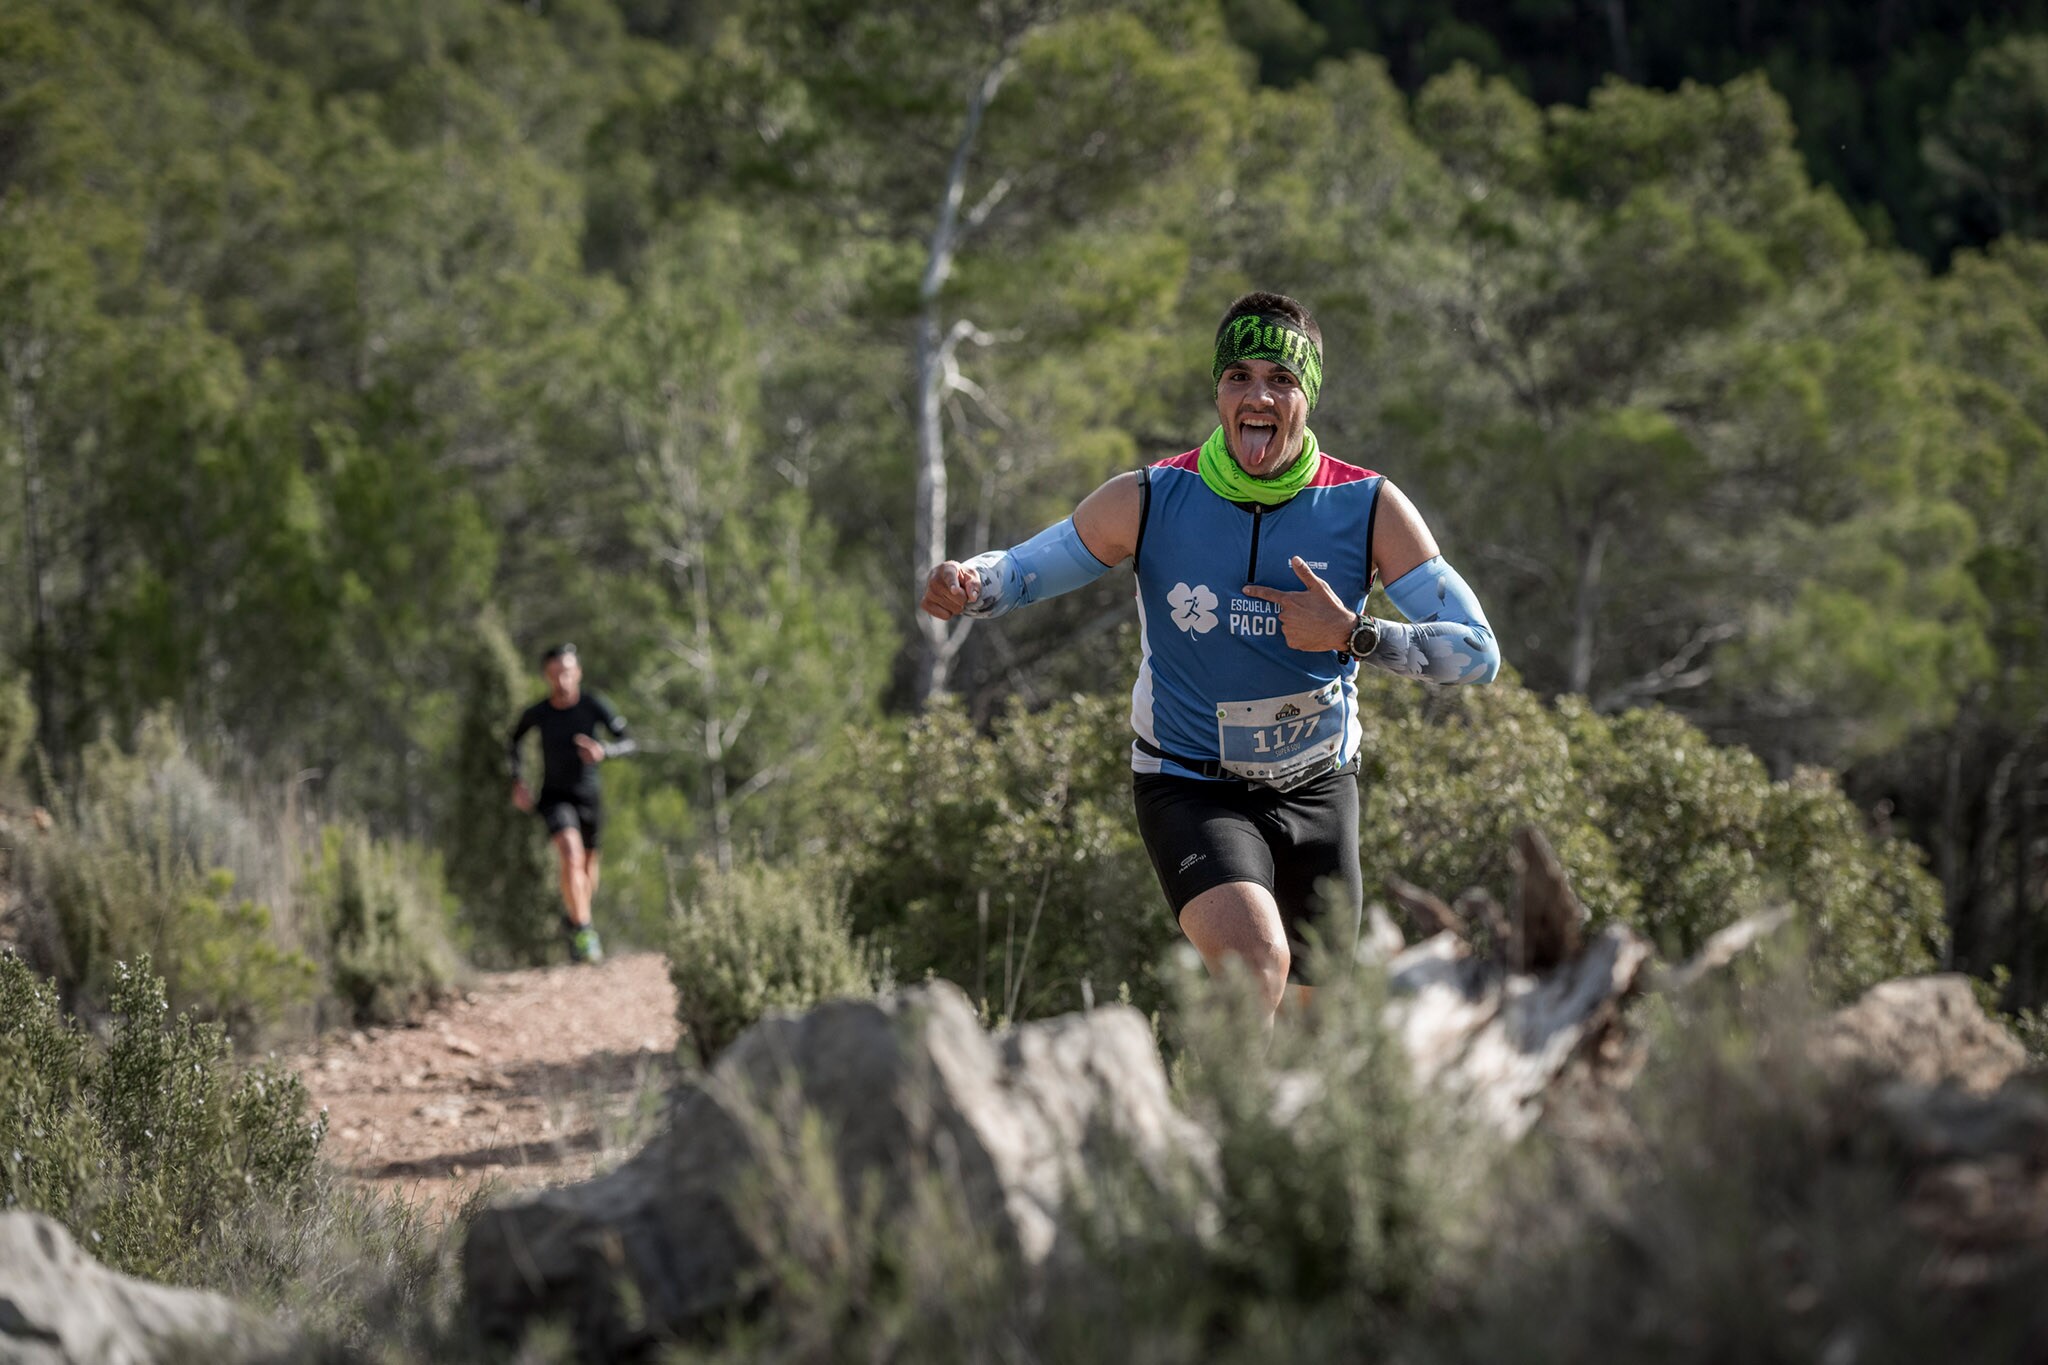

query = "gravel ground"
[[285, 951, 680, 1213]]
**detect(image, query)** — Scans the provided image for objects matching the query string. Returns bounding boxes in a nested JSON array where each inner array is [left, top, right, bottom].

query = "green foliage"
[[832, 695, 1164, 1021], [1437, 970, 2019, 1365], [445, 615, 559, 966], [660, 952, 1473, 1365], [10, 713, 460, 1034], [1365, 686, 1943, 998], [0, 673, 35, 782], [13, 718, 320, 1034], [668, 860, 886, 1065], [1360, 683, 1638, 931], [309, 825, 462, 1026], [1927, 35, 2048, 243], [1555, 702, 1946, 993], [0, 951, 324, 1284], [1112, 955, 1458, 1351], [629, 956, 2039, 1365], [841, 682, 1942, 1016]]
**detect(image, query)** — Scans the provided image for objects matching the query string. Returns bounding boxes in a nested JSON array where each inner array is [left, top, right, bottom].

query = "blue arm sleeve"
[[958, 517, 1113, 619], [1361, 556, 1501, 685]]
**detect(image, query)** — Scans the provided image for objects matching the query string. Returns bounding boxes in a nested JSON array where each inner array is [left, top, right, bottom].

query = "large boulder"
[[1807, 976, 2048, 1302], [0, 1212, 277, 1365], [1808, 974, 2030, 1094], [463, 980, 1213, 1357]]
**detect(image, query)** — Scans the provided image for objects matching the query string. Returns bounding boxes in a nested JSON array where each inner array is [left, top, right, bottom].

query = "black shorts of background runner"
[[1132, 764, 1363, 985], [536, 790, 604, 852]]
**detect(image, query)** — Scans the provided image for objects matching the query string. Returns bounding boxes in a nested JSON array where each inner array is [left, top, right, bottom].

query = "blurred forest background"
[[3, 0, 2046, 1032]]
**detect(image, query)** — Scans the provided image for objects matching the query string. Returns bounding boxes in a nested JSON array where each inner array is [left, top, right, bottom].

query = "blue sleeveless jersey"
[[1131, 448, 1383, 780]]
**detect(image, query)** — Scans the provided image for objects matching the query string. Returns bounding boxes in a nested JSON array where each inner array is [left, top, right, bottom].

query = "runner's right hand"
[[511, 781, 534, 812], [920, 561, 982, 620]]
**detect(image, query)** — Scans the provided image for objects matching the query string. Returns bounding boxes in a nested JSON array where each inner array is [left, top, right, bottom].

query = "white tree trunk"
[[912, 57, 1014, 706]]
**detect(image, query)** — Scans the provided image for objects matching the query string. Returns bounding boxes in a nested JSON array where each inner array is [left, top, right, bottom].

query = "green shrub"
[[1557, 701, 1945, 992], [0, 951, 324, 1285], [11, 713, 464, 1034], [660, 946, 1471, 1365], [308, 824, 462, 1026], [1360, 683, 1638, 925], [656, 953, 2035, 1365], [444, 616, 559, 967], [668, 860, 886, 1065], [1431, 966, 2025, 1365], [0, 670, 34, 782], [14, 719, 320, 1034], [1085, 950, 1465, 1357], [833, 682, 1943, 1016], [829, 694, 1164, 1020]]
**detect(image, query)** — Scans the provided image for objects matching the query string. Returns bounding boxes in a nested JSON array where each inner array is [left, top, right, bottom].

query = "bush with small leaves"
[[669, 861, 887, 1065], [308, 825, 463, 1026], [0, 952, 325, 1285], [830, 694, 1167, 1020], [837, 681, 1941, 1013]]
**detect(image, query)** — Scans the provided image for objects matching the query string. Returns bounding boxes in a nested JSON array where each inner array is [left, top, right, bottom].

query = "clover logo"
[[1167, 582, 1219, 635]]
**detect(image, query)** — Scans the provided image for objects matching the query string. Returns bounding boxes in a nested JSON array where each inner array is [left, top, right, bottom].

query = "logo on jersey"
[[1167, 582, 1219, 635], [1275, 703, 1301, 721]]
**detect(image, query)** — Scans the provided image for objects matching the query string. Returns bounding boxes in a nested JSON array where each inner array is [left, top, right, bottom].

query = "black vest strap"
[[1133, 737, 1227, 779]]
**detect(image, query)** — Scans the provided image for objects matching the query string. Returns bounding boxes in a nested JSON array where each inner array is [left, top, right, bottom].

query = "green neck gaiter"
[[1198, 425, 1320, 505]]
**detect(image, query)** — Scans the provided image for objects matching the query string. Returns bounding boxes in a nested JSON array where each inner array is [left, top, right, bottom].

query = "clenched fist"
[[921, 561, 985, 621]]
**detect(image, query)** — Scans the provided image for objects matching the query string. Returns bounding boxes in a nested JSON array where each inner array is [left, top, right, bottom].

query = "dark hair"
[[1217, 291, 1321, 349], [540, 642, 578, 665]]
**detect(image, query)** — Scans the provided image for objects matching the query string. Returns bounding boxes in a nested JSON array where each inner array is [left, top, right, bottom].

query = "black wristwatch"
[[1344, 611, 1379, 659]]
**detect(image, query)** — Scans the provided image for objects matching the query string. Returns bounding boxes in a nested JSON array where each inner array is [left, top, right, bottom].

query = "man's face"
[[1215, 356, 1310, 477], [544, 653, 581, 695]]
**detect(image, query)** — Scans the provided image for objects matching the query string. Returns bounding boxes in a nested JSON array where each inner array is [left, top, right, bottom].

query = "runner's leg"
[[551, 827, 590, 927], [579, 802, 603, 911], [1178, 880, 1291, 1021]]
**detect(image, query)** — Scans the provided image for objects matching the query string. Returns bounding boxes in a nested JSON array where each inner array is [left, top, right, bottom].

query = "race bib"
[[1214, 682, 1346, 789]]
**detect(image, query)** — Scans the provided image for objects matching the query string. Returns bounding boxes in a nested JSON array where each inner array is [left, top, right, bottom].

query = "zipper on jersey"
[[1245, 504, 1265, 583]]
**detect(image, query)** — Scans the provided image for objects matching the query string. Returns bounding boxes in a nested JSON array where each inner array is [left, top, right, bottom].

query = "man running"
[[921, 292, 1499, 1024], [508, 644, 636, 965]]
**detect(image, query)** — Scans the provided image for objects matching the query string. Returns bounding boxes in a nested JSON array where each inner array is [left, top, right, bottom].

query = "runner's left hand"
[[1241, 556, 1356, 653], [575, 734, 606, 764]]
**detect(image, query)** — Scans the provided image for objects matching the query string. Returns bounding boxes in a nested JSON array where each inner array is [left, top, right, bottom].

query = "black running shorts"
[[537, 790, 603, 851], [1132, 765, 1363, 984]]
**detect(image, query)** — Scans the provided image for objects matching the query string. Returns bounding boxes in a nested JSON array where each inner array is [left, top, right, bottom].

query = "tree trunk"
[[1940, 721, 1967, 968], [6, 345, 57, 757], [1568, 518, 1609, 696], [911, 57, 1014, 707], [1597, 0, 1636, 83], [912, 306, 959, 703], [2016, 740, 2042, 1004]]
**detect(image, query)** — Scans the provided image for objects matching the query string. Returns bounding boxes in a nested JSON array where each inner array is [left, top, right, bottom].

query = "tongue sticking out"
[[1240, 424, 1275, 465]]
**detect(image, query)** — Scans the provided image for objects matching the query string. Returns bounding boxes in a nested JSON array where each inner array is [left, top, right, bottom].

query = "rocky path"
[[286, 952, 680, 1213]]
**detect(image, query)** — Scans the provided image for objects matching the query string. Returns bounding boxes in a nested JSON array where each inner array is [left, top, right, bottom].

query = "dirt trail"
[[287, 952, 680, 1213]]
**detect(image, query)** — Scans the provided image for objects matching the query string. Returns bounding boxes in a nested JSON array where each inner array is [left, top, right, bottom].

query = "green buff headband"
[[1199, 425, 1321, 505], [1212, 313, 1325, 410]]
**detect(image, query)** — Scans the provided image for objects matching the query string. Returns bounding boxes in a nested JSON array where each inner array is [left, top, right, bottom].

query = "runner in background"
[[921, 292, 1499, 1025], [508, 644, 635, 965]]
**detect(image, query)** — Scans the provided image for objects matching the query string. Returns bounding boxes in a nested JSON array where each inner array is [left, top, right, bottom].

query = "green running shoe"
[[568, 924, 604, 966]]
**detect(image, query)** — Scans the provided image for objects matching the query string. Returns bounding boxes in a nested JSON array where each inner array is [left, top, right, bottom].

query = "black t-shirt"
[[507, 694, 632, 800]]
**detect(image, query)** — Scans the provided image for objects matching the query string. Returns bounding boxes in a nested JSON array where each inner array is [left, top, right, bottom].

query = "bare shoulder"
[[1073, 470, 1145, 566], [1372, 478, 1442, 585]]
